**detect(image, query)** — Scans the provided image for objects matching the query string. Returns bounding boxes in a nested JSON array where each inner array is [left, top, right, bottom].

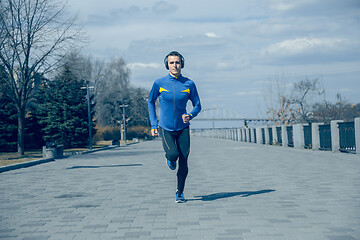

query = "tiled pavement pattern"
[[0, 136, 359, 240]]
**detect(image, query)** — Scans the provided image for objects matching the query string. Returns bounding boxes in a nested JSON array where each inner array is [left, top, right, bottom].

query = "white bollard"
[[311, 123, 324, 150], [331, 120, 344, 152], [256, 127, 262, 144], [355, 118, 360, 154], [293, 124, 305, 149], [281, 125, 288, 147]]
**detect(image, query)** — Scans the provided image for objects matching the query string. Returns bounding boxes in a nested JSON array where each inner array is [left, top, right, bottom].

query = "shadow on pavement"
[[67, 164, 143, 169], [188, 189, 275, 202]]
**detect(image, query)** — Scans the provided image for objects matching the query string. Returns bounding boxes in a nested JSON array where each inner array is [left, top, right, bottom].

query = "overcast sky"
[[68, 0, 360, 120]]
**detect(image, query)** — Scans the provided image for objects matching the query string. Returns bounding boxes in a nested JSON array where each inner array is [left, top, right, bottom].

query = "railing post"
[[249, 128, 254, 143], [312, 123, 324, 150], [293, 124, 305, 149], [331, 120, 344, 152], [272, 126, 278, 145], [355, 118, 360, 154], [246, 128, 250, 142], [256, 127, 262, 144], [281, 125, 288, 147]]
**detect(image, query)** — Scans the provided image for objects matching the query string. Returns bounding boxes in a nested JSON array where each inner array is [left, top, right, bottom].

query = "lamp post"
[[81, 81, 94, 149], [119, 103, 129, 146]]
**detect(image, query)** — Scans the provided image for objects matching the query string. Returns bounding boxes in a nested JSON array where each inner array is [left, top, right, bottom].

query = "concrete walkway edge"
[[0, 158, 55, 173], [0, 145, 121, 174]]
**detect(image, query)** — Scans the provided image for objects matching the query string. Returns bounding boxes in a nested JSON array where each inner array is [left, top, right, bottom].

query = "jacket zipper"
[[173, 79, 176, 129]]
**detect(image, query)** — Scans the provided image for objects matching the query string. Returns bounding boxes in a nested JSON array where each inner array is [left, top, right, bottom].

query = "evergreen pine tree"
[[24, 113, 45, 150], [0, 99, 18, 152], [128, 86, 150, 127], [0, 65, 17, 152], [37, 64, 88, 148]]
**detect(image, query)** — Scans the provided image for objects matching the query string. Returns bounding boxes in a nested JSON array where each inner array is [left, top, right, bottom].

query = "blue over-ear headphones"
[[164, 51, 185, 70]]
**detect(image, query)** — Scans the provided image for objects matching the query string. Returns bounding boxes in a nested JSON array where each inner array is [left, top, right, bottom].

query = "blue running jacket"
[[148, 74, 201, 131]]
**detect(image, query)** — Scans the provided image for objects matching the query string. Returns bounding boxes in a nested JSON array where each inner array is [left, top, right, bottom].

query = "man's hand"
[[182, 114, 190, 123], [151, 128, 158, 137]]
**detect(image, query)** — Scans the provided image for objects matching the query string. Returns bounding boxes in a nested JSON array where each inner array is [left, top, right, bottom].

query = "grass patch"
[[0, 151, 43, 167]]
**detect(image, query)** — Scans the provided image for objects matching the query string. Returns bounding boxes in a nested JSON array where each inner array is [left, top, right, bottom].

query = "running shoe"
[[176, 191, 186, 203], [167, 159, 176, 170]]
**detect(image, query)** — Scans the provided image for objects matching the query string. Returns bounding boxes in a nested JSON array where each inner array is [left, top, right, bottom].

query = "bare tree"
[[267, 96, 297, 125], [312, 93, 360, 123], [265, 75, 297, 125], [0, 0, 81, 155], [291, 77, 324, 124], [265, 76, 324, 125], [94, 57, 131, 127]]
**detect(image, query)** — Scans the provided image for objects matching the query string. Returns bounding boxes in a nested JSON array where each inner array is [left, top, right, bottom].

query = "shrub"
[[127, 126, 151, 140], [94, 126, 120, 141], [94, 125, 150, 141]]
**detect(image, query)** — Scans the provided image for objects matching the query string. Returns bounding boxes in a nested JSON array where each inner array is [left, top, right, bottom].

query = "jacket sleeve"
[[189, 82, 201, 119], [148, 81, 160, 129]]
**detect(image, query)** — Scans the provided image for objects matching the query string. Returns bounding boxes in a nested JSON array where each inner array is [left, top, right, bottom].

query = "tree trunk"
[[17, 109, 25, 156]]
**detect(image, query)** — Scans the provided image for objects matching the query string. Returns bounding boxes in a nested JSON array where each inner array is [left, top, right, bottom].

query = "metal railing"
[[338, 122, 356, 153], [304, 125, 312, 149], [319, 124, 332, 151], [287, 126, 294, 147], [276, 127, 282, 144], [191, 117, 359, 155], [268, 128, 273, 145]]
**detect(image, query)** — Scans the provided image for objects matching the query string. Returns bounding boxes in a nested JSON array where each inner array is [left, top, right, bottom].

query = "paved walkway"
[[0, 137, 359, 240]]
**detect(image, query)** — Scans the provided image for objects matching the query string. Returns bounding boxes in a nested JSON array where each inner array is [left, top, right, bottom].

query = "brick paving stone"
[[0, 137, 359, 240]]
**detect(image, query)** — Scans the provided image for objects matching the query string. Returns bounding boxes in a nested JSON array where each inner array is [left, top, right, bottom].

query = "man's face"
[[167, 55, 182, 77]]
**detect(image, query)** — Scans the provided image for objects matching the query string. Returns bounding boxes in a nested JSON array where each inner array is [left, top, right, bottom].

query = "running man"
[[148, 51, 201, 203]]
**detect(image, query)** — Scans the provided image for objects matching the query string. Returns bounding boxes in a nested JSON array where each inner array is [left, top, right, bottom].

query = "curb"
[[81, 145, 120, 154], [0, 146, 118, 173], [0, 158, 55, 173], [0, 143, 140, 174]]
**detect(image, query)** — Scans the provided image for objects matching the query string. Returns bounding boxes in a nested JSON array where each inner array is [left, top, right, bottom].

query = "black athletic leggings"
[[160, 126, 190, 193]]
